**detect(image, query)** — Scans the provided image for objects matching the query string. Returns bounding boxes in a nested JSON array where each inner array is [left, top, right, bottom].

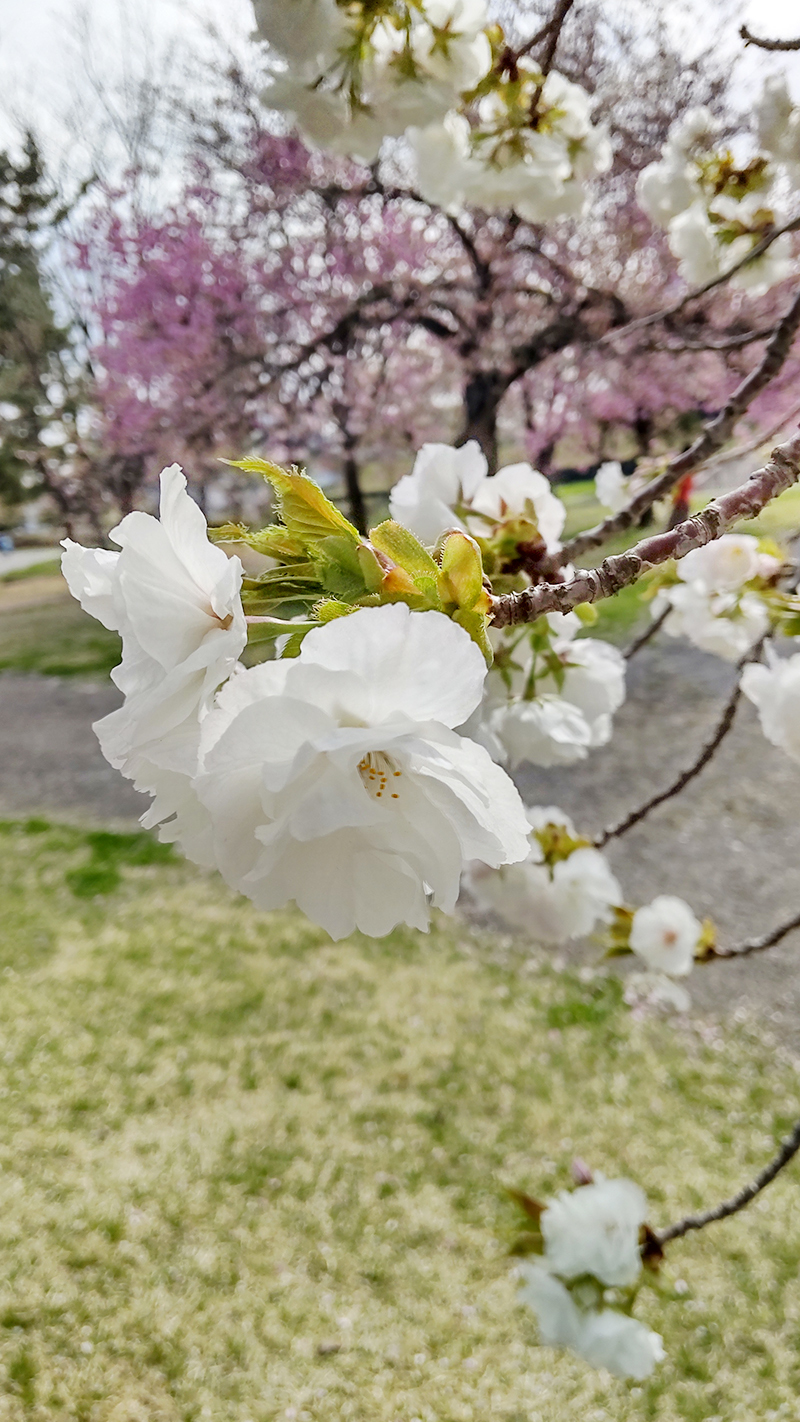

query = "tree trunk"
[[460, 371, 508, 473], [343, 450, 367, 533]]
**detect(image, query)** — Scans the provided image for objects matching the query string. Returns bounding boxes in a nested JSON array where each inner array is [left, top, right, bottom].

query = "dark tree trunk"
[[461, 371, 509, 473], [343, 450, 367, 533]]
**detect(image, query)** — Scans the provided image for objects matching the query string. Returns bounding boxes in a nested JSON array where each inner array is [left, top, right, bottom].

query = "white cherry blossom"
[[519, 1263, 664, 1378], [578, 1307, 666, 1379], [594, 461, 628, 513], [469, 813, 621, 944], [654, 583, 770, 663], [61, 464, 247, 826], [251, 0, 349, 67], [677, 534, 763, 594], [488, 694, 593, 768], [741, 648, 800, 764], [467, 462, 566, 550], [541, 1175, 647, 1287], [629, 895, 701, 976], [172, 604, 529, 940], [389, 440, 488, 546]]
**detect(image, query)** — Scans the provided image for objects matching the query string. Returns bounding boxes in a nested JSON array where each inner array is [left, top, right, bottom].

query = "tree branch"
[[623, 602, 670, 659], [490, 431, 800, 626], [599, 215, 800, 347], [655, 1116, 800, 1246], [740, 24, 800, 51], [712, 908, 800, 960], [596, 642, 764, 847], [563, 288, 800, 562]]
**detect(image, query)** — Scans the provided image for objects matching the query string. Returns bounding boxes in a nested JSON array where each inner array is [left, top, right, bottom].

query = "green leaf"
[[244, 616, 318, 645], [313, 599, 356, 623], [314, 536, 371, 601], [209, 520, 306, 562], [452, 608, 493, 666], [369, 520, 440, 580], [439, 531, 485, 610], [228, 459, 359, 546]]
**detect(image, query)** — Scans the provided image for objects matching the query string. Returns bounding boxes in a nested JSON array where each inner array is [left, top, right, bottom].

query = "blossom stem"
[[712, 908, 800, 960], [597, 218, 800, 351], [739, 24, 800, 50], [655, 1115, 800, 1246], [623, 603, 670, 660], [594, 661, 752, 847], [563, 288, 800, 562], [490, 431, 800, 626]]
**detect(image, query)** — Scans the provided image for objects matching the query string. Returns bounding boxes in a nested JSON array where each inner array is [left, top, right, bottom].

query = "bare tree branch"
[[563, 288, 800, 562], [490, 431, 800, 626], [623, 602, 670, 659], [596, 640, 765, 847], [713, 908, 800, 960], [599, 215, 800, 347], [656, 1115, 800, 1246], [740, 24, 800, 51]]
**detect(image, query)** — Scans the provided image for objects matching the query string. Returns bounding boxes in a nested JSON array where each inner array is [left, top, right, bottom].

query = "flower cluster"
[[468, 807, 621, 945], [637, 102, 793, 294], [255, 0, 492, 163], [652, 534, 782, 663], [63, 465, 531, 939], [471, 614, 626, 769], [517, 1175, 664, 1379], [742, 646, 800, 765], [410, 64, 612, 222], [388, 439, 566, 554], [594, 460, 628, 514]]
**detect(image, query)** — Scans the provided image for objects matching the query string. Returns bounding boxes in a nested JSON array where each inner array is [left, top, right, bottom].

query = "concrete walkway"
[[0, 547, 62, 576]]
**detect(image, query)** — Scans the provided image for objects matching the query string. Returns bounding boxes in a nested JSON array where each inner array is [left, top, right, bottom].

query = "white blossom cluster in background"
[[254, 0, 492, 163], [252, 0, 611, 220], [390, 441, 628, 769], [468, 807, 704, 1009], [518, 1175, 665, 1379], [636, 98, 795, 294], [410, 65, 612, 221], [63, 466, 531, 940], [652, 533, 782, 663]]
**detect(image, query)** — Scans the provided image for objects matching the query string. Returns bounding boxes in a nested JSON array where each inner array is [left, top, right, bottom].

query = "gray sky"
[[1, 0, 800, 162]]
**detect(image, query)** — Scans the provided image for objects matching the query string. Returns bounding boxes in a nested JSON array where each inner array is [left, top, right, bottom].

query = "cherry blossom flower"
[[678, 534, 764, 594], [541, 1175, 647, 1287], [654, 582, 770, 663], [629, 895, 701, 976], [388, 440, 488, 546], [594, 461, 628, 513], [741, 648, 800, 764], [172, 604, 529, 939], [468, 807, 621, 944], [61, 464, 247, 827]]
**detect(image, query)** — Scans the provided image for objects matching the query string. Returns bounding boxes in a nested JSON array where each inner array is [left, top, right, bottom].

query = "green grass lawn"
[[0, 819, 798, 1419], [0, 597, 122, 678]]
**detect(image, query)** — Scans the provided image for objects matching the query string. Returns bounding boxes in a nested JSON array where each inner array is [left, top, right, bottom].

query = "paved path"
[[0, 547, 61, 575], [1, 644, 800, 1042]]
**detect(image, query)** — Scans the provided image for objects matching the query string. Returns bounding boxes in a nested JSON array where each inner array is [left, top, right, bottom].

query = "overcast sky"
[[1, 0, 799, 162]]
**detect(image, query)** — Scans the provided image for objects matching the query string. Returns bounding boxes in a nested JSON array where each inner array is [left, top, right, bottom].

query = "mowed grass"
[[0, 596, 121, 678], [0, 822, 799, 1419]]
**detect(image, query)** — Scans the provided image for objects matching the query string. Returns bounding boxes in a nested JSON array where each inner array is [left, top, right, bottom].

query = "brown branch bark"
[[740, 24, 800, 51], [623, 602, 670, 659], [656, 1116, 800, 1246], [599, 216, 800, 348], [595, 640, 765, 847], [490, 431, 800, 626], [712, 908, 800, 960], [562, 288, 800, 563]]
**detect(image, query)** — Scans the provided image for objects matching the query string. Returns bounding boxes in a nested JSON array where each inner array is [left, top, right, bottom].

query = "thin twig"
[[656, 1116, 800, 1246], [490, 430, 800, 625], [562, 288, 800, 562], [596, 641, 765, 847], [740, 24, 800, 51], [623, 603, 670, 660], [713, 908, 800, 960], [599, 215, 800, 348]]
